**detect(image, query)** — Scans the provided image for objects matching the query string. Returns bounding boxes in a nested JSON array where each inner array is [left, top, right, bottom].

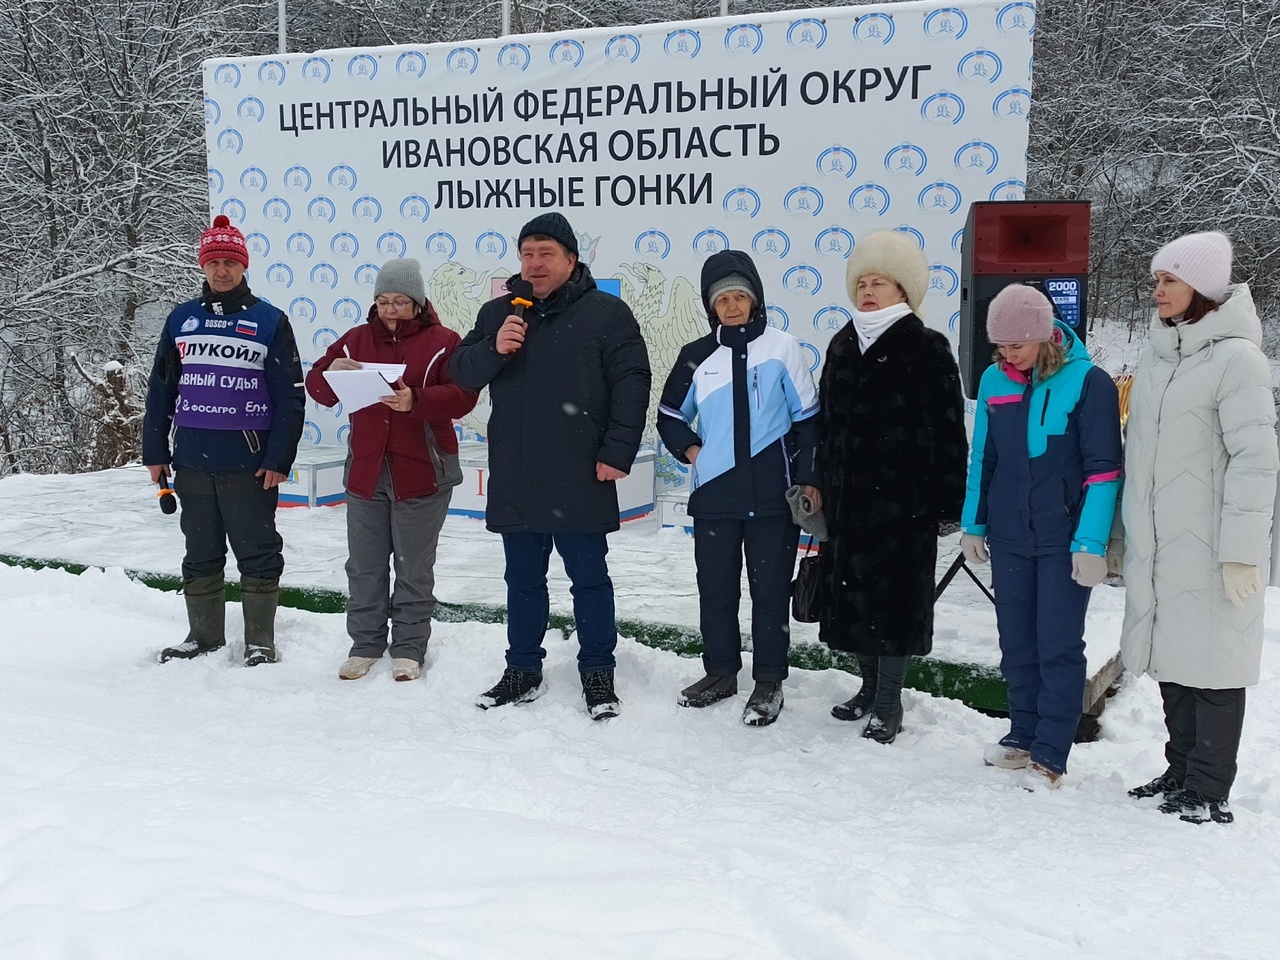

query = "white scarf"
[[850, 302, 912, 354]]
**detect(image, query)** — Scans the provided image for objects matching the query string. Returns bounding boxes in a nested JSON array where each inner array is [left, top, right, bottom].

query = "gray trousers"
[[345, 462, 452, 663]]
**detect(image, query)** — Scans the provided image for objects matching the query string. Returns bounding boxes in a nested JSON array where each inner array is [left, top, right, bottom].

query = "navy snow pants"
[[693, 514, 800, 683], [989, 546, 1091, 775]]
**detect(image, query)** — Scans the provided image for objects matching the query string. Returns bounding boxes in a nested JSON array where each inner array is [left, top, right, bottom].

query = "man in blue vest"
[[143, 216, 305, 666]]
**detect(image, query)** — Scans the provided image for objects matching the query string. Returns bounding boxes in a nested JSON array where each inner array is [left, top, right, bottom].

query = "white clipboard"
[[322, 363, 407, 413]]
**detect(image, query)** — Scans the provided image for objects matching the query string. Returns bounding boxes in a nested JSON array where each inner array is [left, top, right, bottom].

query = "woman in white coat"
[[1121, 230, 1278, 825]]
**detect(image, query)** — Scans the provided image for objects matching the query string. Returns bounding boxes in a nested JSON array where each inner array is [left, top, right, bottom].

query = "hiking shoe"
[[1020, 761, 1063, 792], [391, 658, 421, 682], [582, 669, 620, 721], [678, 674, 738, 708], [338, 656, 379, 680], [1159, 788, 1233, 824], [831, 685, 875, 722], [742, 681, 784, 727], [1128, 769, 1183, 799], [158, 638, 226, 663], [861, 703, 904, 744], [476, 667, 544, 710], [984, 742, 1032, 770], [244, 646, 277, 667]]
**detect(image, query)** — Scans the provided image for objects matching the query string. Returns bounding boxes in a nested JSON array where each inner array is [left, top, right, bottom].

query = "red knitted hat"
[[198, 215, 249, 268]]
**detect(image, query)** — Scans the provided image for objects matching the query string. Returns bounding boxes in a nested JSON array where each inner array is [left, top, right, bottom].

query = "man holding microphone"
[[449, 213, 651, 719]]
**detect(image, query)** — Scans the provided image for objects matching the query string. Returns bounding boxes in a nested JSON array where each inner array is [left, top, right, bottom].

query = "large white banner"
[[203, 0, 1035, 490]]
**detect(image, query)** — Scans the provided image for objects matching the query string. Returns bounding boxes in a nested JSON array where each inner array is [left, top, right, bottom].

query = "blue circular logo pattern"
[[722, 186, 762, 217], [499, 44, 531, 72], [634, 230, 672, 259], [605, 35, 641, 63], [330, 232, 360, 258], [302, 57, 331, 83], [284, 165, 313, 192], [853, 13, 895, 44], [550, 39, 585, 67], [848, 182, 892, 216], [426, 232, 458, 259], [693, 229, 730, 255], [788, 19, 827, 48], [815, 226, 855, 259], [664, 30, 702, 59], [725, 25, 763, 55]]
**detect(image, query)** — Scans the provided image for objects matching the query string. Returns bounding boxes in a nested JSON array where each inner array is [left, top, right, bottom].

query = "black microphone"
[[157, 477, 177, 515], [509, 277, 534, 320]]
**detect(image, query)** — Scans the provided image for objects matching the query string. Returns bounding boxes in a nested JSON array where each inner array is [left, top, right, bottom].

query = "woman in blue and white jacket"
[[657, 250, 821, 727], [960, 283, 1122, 790]]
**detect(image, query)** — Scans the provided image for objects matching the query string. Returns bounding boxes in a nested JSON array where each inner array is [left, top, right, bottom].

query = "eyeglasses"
[[375, 297, 414, 310]]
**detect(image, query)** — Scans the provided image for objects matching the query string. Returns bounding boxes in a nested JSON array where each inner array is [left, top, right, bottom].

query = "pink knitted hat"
[[986, 284, 1055, 344]]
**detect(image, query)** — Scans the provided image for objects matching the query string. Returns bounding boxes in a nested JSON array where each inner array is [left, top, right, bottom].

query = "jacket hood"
[[1056, 319, 1089, 363], [700, 250, 766, 328], [1149, 283, 1262, 360]]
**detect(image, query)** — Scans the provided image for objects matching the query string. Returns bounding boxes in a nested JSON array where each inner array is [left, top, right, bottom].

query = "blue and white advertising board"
[[204, 0, 1035, 497]]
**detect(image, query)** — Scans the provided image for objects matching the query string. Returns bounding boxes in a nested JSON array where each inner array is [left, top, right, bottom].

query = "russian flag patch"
[[236, 319, 259, 337]]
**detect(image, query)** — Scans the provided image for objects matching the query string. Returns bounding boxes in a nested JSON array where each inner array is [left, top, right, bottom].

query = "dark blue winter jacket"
[[961, 321, 1121, 556]]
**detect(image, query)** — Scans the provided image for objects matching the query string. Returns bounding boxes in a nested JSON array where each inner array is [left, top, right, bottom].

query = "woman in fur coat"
[[1121, 231, 1278, 825], [819, 230, 968, 743]]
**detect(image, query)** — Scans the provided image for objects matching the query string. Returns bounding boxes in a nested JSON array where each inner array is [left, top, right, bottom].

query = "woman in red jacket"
[[306, 258, 478, 681]]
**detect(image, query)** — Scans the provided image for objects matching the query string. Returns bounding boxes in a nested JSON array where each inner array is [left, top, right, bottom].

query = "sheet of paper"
[[322, 363, 407, 413]]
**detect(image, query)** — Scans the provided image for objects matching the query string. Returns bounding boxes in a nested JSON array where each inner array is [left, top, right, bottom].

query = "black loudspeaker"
[[958, 201, 1091, 398]]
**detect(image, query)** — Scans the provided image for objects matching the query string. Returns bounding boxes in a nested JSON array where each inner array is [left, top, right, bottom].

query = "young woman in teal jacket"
[[960, 283, 1122, 790]]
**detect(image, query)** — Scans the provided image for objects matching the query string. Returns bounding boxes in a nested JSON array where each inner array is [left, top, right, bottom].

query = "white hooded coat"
[[1120, 284, 1278, 688]]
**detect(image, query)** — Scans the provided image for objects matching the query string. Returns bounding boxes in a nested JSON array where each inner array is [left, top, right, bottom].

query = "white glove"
[[960, 533, 989, 565], [1223, 562, 1262, 609], [1071, 552, 1108, 588]]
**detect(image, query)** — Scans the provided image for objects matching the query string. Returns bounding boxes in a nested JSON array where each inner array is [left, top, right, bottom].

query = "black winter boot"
[[678, 674, 738, 708], [742, 681, 784, 727], [861, 656, 908, 745], [1159, 788, 1233, 824], [582, 669, 621, 721], [1128, 769, 1183, 799], [159, 574, 226, 662], [241, 577, 279, 666], [475, 667, 545, 710], [832, 655, 879, 721]]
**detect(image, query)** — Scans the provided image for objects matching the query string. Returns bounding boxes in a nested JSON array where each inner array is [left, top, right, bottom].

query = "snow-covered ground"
[[2, 468, 1279, 958]]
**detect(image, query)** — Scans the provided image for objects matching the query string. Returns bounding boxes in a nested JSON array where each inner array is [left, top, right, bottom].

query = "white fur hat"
[[1150, 231, 1233, 302], [845, 230, 929, 312]]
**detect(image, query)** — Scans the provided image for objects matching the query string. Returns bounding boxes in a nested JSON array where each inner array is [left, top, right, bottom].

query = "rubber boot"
[[862, 655, 909, 744], [241, 576, 280, 666], [159, 574, 226, 662]]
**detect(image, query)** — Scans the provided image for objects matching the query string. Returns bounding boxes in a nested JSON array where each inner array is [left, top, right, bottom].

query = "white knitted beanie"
[[1150, 231, 1233, 301]]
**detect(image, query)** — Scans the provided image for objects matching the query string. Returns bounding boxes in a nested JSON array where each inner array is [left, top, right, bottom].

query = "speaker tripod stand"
[[934, 550, 995, 605]]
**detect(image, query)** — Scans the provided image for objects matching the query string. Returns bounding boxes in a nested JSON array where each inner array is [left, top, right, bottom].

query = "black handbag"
[[791, 544, 825, 623]]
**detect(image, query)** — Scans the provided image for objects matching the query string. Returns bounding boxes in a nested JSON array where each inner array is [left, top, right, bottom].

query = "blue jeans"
[[989, 546, 1090, 775], [502, 532, 617, 674]]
